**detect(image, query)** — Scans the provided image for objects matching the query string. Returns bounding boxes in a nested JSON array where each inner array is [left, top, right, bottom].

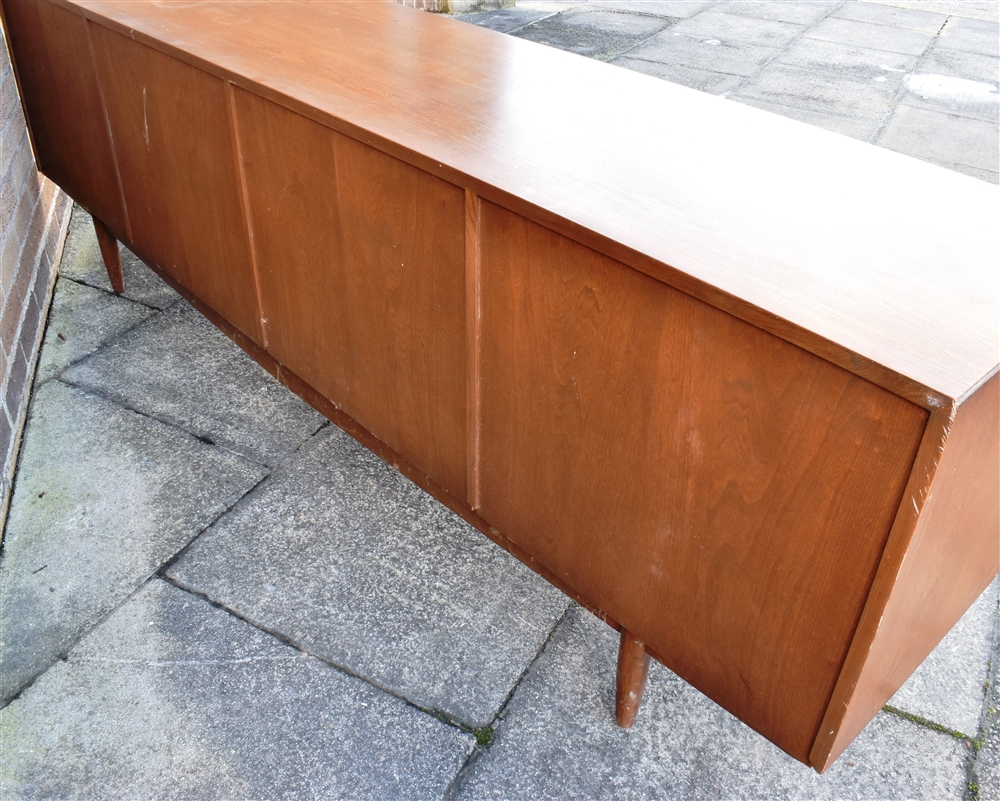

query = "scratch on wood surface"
[[142, 86, 149, 147]]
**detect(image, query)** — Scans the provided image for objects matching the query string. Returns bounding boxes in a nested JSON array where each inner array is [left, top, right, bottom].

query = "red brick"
[[10, 187, 39, 251], [0, 102, 28, 179], [38, 174, 56, 209], [19, 286, 40, 356], [0, 292, 21, 353], [0, 74, 18, 134], [7, 233, 39, 313]]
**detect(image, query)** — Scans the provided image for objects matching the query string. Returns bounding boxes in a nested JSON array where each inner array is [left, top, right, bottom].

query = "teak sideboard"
[[3, 0, 997, 772]]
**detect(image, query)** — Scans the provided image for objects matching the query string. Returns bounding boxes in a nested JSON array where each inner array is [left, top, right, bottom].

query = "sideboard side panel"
[[233, 88, 467, 498], [812, 372, 1000, 769], [89, 22, 262, 344], [1, 0, 127, 236], [477, 201, 927, 763]]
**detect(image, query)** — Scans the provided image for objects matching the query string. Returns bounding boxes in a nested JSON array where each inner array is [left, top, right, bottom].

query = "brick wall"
[[1, 28, 72, 526]]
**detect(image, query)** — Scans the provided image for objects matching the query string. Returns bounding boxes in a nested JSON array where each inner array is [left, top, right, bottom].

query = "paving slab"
[[0, 380, 266, 705], [899, 71, 999, 122], [514, 7, 676, 61], [579, 1, 715, 19], [936, 16, 1000, 57], [168, 424, 570, 729], [0, 578, 474, 800], [612, 56, 744, 93], [922, 45, 1000, 84], [625, 29, 779, 76], [877, 102, 1000, 172], [926, 161, 1000, 183], [458, 7, 554, 33], [804, 16, 937, 56], [830, 1, 948, 33], [708, 0, 839, 26], [61, 300, 325, 468], [35, 278, 155, 383], [974, 605, 1000, 800], [731, 96, 880, 140], [733, 62, 899, 121], [513, 0, 580, 9], [452, 605, 970, 800], [57, 206, 179, 310], [861, 0, 998, 24], [774, 38, 920, 85], [668, 8, 805, 47], [888, 577, 999, 737]]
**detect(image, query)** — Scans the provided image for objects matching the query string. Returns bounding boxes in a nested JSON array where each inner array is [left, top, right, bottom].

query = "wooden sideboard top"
[[57, 0, 999, 406]]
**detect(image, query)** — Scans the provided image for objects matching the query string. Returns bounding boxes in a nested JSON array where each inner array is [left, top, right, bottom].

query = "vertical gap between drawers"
[[225, 80, 269, 349], [465, 188, 482, 510]]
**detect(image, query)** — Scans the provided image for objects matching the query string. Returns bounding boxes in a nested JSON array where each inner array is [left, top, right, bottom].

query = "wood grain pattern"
[[477, 201, 928, 762], [89, 23, 262, 343], [616, 631, 650, 729], [466, 189, 482, 510], [0, 0, 127, 236], [233, 88, 467, 498], [811, 371, 1000, 769], [58, 0, 1000, 404], [78, 237, 624, 645], [4, 0, 996, 771]]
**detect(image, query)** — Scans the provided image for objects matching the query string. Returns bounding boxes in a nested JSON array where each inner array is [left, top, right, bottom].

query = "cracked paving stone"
[[167, 424, 570, 729], [0, 579, 474, 800], [61, 300, 326, 467], [452, 605, 970, 800], [0, 380, 267, 704]]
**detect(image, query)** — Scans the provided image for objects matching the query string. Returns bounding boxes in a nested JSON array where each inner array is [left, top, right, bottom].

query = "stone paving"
[[1, 2, 998, 799], [468, 0, 1000, 182]]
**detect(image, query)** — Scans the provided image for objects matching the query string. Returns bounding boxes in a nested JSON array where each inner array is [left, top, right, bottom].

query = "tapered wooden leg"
[[616, 629, 650, 728], [93, 217, 125, 294]]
